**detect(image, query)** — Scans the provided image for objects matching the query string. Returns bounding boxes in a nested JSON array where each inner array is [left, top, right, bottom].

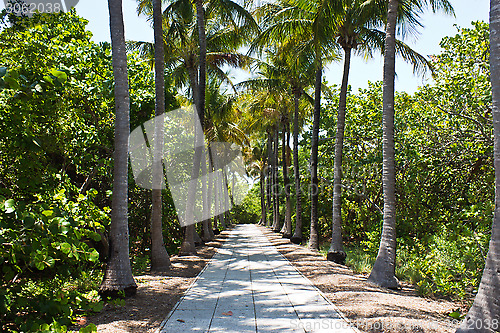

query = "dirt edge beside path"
[[83, 229, 232, 333], [258, 225, 463, 333]]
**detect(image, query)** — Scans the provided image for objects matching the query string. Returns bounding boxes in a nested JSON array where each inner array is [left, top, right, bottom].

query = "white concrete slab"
[[158, 224, 356, 333]]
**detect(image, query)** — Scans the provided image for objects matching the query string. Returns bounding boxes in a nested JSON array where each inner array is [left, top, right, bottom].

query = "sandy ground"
[[81, 225, 464, 332], [259, 226, 464, 333], [82, 230, 231, 332]]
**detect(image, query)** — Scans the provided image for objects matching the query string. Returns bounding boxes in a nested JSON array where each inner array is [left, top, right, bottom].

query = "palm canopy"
[[131, 0, 257, 95], [250, 0, 339, 68]]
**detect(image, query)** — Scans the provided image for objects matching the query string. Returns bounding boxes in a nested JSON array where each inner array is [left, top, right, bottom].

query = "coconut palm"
[[246, 26, 316, 241], [368, 0, 453, 289], [135, 0, 256, 254], [150, 0, 172, 271], [326, 0, 434, 264], [99, 0, 137, 296], [455, 1, 500, 330]]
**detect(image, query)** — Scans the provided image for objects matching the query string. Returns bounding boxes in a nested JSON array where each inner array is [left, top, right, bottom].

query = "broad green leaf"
[[23, 216, 35, 228], [88, 249, 99, 262], [50, 69, 68, 83], [42, 210, 53, 217], [60, 243, 71, 254], [79, 323, 97, 333], [0, 67, 6, 78], [4, 199, 15, 213], [43, 75, 54, 85]]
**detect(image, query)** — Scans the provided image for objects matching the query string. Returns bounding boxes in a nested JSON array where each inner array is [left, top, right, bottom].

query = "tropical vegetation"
[[0, 0, 498, 331]]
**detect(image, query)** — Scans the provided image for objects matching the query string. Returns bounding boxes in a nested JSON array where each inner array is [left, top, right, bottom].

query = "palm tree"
[[327, 0, 432, 264], [150, 0, 172, 271], [368, 0, 453, 289], [99, 0, 137, 296], [247, 25, 315, 242], [281, 117, 293, 238], [455, 1, 500, 330]]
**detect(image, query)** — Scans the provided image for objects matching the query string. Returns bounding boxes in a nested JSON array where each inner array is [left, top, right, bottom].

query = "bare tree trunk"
[[282, 120, 292, 238], [100, 0, 137, 297], [368, 0, 399, 290], [291, 92, 303, 244], [195, 0, 206, 127], [180, 0, 207, 256], [272, 125, 281, 232], [201, 148, 214, 241], [455, 2, 500, 330], [309, 66, 322, 251], [223, 169, 232, 226], [327, 47, 351, 265], [150, 0, 171, 272], [260, 167, 267, 225], [266, 131, 273, 227]]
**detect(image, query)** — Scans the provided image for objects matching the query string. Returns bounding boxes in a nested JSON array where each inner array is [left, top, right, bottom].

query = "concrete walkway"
[[159, 224, 357, 333]]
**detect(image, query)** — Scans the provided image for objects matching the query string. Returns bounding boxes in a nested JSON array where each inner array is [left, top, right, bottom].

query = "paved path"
[[159, 224, 357, 333]]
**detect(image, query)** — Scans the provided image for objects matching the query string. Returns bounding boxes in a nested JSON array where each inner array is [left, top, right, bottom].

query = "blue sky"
[[8, 0, 490, 93]]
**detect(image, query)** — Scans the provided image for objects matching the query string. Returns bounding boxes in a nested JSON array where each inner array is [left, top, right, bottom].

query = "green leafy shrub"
[[0, 188, 108, 331]]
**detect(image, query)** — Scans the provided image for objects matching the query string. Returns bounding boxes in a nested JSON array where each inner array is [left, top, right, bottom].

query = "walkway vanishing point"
[[158, 224, 357, 333]]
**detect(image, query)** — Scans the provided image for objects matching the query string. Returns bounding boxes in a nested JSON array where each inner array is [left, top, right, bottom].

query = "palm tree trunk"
[[187, 66, 199, 107], [327, 47, 351, 265], [266, 131, 273, 227], [223, 169, 232, 226], [272, 125, 281, 232], [309, 66, 322, 251], [150, 0, 171, 272], [368, 0, 399, 290], [260, 168, 267, 225], [100, 0, 137, 297], [202, 149, 214, 241], [195, 0, 206, 127], [180, 0, 206, 256], [282, 120, 292, 238], [291, 91, 303, 244], [456, 2, 500, 330], [179, 120, 203, 255]]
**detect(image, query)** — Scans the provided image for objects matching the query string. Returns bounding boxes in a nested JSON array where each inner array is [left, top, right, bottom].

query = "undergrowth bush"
[[0, 187, 106, 332]]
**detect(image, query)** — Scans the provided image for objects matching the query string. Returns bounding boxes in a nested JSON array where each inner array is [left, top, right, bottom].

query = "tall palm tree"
[[327, 0, 432, 264], [150, 0, 172, 271], [136, 0, 256, 254], [368, 0, 453, 289], [254, 0, 338, 250], [456, 1, 500, 330], [99, 0, 137, 296], [367, 0, 399, 290], [247, 28, 315, 242]]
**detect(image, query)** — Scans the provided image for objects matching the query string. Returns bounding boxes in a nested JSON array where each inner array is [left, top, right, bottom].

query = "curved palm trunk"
[[100, 0, 137, 297], [150, 0, 171, 272], [456, 2, 500, 330], [309, 66, 322, 251], [291, 92, 303, 244], [282, 121, 292, 238], [368, 0, 399, 289], [272, 125, 281, 232], [327, 47, 351, 264]]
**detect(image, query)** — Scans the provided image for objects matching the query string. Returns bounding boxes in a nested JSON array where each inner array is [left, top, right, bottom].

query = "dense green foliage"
[[0, 1, 494, 330], [292, 21, 492, 299], [0, 11, 180, 331]]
